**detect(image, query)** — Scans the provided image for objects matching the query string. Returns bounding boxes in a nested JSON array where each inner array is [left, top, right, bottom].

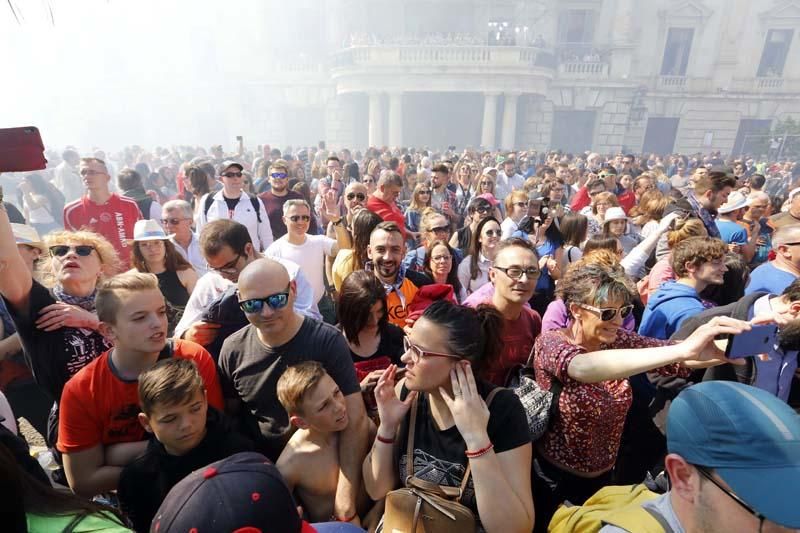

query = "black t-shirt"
[[218, 317, 360, 460], [4, 281, 111, 402], [223, 196, 240, 214], [118, 408, 253, 533], [397, 382, 529, 515], [348, 323, 405, 378]]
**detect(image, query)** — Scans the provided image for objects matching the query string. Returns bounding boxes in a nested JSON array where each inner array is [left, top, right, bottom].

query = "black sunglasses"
[[161, 218, 186, 226], [346, 192, 366, 201], [428, 225, 450, 234], [238, 287, 291, 314], [222, 171, 243, 178], [695, 467, 765, 527], [288, 215, 311, 223], [493, 265, 540, 280], [50, 245, 95, 257]]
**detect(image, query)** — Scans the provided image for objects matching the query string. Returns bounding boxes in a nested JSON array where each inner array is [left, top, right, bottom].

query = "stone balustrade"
[[557, 61, 609, 79], [331, 45, 555, 70]]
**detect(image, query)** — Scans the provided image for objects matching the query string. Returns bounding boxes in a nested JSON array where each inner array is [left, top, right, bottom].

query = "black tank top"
[[156, 270, 190, 309]]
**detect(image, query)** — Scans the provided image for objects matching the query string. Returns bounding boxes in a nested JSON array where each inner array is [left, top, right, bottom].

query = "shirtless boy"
[[276, 361, 379, 527]]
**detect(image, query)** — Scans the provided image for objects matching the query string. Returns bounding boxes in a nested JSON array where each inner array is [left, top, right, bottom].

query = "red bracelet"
[[337, 511, 358, 522], [376, 434, 395, 444], [465, 442, 494, 459]]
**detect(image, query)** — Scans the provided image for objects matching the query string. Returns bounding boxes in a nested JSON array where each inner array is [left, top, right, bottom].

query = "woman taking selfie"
[[532, 262, 752, 527], [364, 301, 534, 533]]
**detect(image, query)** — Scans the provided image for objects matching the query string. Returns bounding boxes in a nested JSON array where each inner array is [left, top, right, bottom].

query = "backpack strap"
[[249, 194, 262, 224], [203, 193, 214, 219]]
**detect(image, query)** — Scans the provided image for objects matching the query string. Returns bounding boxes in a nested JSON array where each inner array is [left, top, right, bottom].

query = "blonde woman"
[[404, 182, 432, 247], [587, 191, 619, 237], [0, 204, 119, 431]]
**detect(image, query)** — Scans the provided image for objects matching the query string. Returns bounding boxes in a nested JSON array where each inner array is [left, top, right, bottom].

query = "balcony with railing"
[[331, 45, 556, 71], [650, 75, 713, 92], [557, 61, 609, 80]]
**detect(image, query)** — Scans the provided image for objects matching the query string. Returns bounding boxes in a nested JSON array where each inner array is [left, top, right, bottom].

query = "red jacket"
[[366, 195, 406, 238]]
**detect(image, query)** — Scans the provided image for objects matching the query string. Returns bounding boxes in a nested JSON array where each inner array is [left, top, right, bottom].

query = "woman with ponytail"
[[363, 300, 534, 533]]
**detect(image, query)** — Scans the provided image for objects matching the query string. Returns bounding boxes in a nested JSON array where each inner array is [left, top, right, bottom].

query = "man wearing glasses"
[[600, 381, 800, 533], [64, 158, 142, 268], [465, 238, 542, 386], [161, 199, 206, 275], [174, 220, 316, 360], [196, 160, 273, 253], [259, 159, 318, 239], [219, 258, 369, 525]]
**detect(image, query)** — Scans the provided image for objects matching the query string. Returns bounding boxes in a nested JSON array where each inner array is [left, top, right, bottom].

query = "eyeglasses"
[[695, 467, 765, 528], [493, 265, 540, 280], [161, 217, 187, 226], [475, 206, 491, 214], [483, 229, 502, 237], [209, 253, 243, 275], [238, 286, 291, 314], [288, 215, 311, 223], [428, 225, 450, 234], [50, 245, 95, 257], [270, 172, 288, 179], [578, 303, 633, 321], [403, 337, 460, 363], [222, 171, 243, 178], [431, 254, 452, 262], [346, 192, 366, 201]]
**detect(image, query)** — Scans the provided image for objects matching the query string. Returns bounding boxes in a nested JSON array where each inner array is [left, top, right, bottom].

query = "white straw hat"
[[130, 219, 173, 242]]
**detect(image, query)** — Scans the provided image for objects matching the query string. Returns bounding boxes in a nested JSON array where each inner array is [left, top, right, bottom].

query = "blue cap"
[[667, 382, 800, 528]]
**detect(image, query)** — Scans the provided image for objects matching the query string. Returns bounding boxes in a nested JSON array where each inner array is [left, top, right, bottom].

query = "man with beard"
[[672, 278, 800, 403], [366, 222, 431, 328]]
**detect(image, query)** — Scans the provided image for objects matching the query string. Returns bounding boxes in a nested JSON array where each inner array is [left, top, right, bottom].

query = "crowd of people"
[[1, 142, 800, 532]]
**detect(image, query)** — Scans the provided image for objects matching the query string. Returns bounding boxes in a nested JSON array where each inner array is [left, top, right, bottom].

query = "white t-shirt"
[[266, 234, 335, 304]]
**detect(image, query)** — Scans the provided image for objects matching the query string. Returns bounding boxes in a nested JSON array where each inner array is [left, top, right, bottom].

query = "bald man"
[[217, 258, 368, 524]]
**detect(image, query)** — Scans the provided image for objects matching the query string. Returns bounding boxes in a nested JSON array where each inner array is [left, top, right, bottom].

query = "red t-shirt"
[[617, 190, 636, 214], [366, 195, 406, 238], [57, 339, 224, 454], [63, 193, 142, 269], [483, 306, 542, 386]]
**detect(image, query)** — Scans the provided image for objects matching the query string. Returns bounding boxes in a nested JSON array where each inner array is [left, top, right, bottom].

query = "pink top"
[[533, 329, 690, 474]]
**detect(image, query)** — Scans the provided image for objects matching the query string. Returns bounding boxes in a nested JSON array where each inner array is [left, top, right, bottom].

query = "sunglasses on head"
[[238, 287, 290, 314], [50, 245, 95, 257], [288, 215, 311, 223], [271, 172, 288, 179], [346, 192, 366, 201], [222, 171, 243, 178], [579, 303, 634, 321]]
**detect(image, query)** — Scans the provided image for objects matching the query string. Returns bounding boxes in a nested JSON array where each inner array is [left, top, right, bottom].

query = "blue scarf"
[[52, 284, 97, 312]]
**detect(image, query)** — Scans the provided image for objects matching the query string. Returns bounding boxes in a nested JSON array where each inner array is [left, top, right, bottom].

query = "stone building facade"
[[256, 0, 800, 155]]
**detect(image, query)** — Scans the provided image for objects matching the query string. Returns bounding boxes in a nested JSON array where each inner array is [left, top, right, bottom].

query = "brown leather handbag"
[[382, 389, 501, 533]]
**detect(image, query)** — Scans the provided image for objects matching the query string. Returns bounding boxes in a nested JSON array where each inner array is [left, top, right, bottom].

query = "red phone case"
[[0, 126, 48, 172]]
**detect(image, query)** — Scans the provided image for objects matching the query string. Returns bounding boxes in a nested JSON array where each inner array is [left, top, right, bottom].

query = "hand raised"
[[439, 361, 490, 449], [374, 365, 415, 432]]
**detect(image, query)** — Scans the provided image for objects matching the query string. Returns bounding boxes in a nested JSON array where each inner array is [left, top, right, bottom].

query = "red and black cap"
[[150, 452, 317, 533]]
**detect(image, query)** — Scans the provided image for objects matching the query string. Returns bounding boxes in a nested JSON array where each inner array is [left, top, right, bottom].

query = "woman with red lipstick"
[[363, 300, 534, 533], [0, 203, 119, 447]]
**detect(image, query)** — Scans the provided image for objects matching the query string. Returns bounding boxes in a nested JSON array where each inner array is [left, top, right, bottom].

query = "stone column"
[[481, 92, 499, 150], [368, 92, 384, 147], [388, 92, 403, 147], [500, 93, 520, 150]]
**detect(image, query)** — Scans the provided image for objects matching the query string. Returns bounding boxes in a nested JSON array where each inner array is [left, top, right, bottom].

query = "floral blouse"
[[533, 329, 690, 474]]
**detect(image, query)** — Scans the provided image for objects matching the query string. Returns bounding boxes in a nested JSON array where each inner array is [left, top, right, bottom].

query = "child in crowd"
[[276, 361, 379, 527], [118, 358, 252, 532]]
